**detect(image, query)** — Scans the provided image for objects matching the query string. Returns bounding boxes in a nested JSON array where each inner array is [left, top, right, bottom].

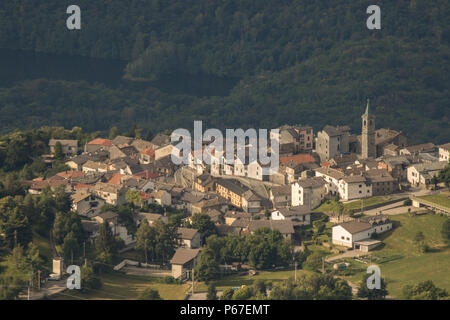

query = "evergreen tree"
[[207, 283, 218, 300], [357, 273, 389, 300], [54, 141, 63, 160], [109, 126, 120, 140]]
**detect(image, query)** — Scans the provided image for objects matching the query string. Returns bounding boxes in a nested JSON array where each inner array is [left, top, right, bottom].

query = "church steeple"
[[361, 98, 376, 159], [364, 98, 370, 116]]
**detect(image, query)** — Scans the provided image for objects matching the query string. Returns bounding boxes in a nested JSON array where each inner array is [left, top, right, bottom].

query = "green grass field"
[[344, 213, 450, 299], [51, 273, 189, 300], [418, 194, 450, 209]]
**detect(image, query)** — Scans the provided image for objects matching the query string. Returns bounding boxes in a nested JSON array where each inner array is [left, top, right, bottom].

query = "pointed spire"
[[365, 98, 370, 116]]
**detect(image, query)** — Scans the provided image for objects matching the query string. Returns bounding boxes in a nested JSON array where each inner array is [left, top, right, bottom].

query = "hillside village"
[[7, 100, 450, 300]]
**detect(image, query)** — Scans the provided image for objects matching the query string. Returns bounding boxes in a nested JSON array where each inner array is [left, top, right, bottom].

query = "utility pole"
[[83, 241, 86, 259], [37, 270, 41, 291], [192, 260, 195, 295], [144, 242, 148, 265], [28, 270, 32, 300], [294, 261, 297, 282]]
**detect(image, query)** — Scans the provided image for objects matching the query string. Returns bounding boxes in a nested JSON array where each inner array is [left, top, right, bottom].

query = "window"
[[341, 236, 344, 240]]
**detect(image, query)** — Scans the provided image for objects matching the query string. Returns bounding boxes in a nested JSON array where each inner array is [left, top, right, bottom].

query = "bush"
[[207, 284, 218, 300], [160, 276, 180, 284], [304, 251, 324, 271], [220, 288, 234, 300], [138, 288, 163, 300]]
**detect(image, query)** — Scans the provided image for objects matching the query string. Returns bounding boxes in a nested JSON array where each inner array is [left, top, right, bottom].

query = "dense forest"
[[0, 0, 448, 143]]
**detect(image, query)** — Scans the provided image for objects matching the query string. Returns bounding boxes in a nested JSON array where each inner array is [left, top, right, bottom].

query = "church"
[[360, 99, 377, 159], [354, 99, 409, 159], [315, 99, 409, 162]]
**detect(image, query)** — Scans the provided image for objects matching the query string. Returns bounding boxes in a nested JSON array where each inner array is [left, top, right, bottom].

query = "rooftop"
[[170, 248, 200, 265]]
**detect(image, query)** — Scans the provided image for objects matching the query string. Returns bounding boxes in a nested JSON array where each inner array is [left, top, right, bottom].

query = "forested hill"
[[0, 0, 449, 144]]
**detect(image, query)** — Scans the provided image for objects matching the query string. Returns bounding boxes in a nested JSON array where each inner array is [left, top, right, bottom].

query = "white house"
[[314, 167, 344, 196], [332, 215, 392, 249], [338, 175, 372, 201], [177, 227, 201, 249], [271, 206, 312, 226], [438, 143, 450, 162], [407, 162, 447, 188], [291, 177, 327, 209]]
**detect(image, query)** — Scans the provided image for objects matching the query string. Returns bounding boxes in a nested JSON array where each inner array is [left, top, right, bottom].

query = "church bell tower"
[[361, 99, 376, 159]]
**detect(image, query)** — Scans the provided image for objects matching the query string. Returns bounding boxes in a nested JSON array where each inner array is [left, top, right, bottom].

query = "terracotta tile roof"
[[140, 147, 156, 157], [74, 184, 93, 189], [107, 173, 127, 185], [133, 170, 161, 180], [87, 138, 112, 147], [280, 154, 316, 165], [139, 192, 153, 200], [56, 170, 86, 180]]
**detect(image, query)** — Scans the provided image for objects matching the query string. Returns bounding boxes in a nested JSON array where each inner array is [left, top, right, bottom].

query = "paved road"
[[19, 279, 67, 300], [188, 290, 223, 300], [363, 202, 421, 216], [325, 251, 370, 262]]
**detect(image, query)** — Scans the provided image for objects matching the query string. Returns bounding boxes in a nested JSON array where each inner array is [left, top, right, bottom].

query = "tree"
[[304, 251, 324, 271], [437, 162, 450, 187], [153, 220, 179, 263], [232, 286, 252, 300], [81, 264, 102, 292], [0, 246, 30, 300], [220, 288, 234, 300], [127, 124, 137, 138], [357, 273, 388, 300], [1, 208, 33, 249], [431, 176, 439, 189], [109, 126, 120, 140], [136, 219, 157, 263], [402, 280, 448, 300], [125, 189, 143, 207], [62, 232, 81, 264], [138, 288, 162, 300], [195, 248, 220, 283], [207, 283, 218, 300], [145, 129, 154, 142], [191, 213, 217, 242], [95, 221, 116, 263], [54, 141, 63, 160]]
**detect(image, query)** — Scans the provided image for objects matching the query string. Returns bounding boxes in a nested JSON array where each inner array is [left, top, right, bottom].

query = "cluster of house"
[[23, 101, 449, 279]]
